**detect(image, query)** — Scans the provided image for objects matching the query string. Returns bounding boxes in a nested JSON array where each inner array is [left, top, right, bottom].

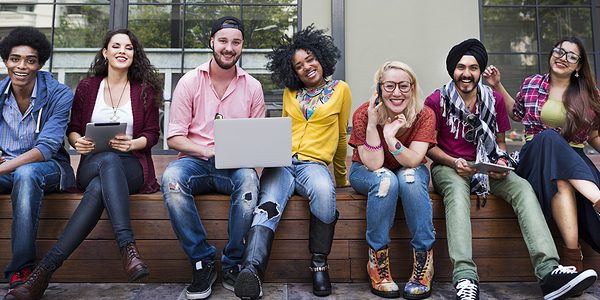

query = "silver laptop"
[[214, 117, 292, 169]]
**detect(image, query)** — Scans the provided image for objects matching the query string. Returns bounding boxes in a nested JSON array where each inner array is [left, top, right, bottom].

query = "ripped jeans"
[[251, 157, 337, 231], [349, 162, 435, 252], [161, 156, 259, 270]]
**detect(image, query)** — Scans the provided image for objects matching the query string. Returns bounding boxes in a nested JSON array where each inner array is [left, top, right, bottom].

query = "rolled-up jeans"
[[161, 156, 259, 270], [349, 162, 435, 252]]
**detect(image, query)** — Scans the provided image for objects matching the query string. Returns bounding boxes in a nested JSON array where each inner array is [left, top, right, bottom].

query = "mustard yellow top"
[[540, 98, 566, 128], [526, 97, 584, 148], [282, 80, 352, 186]]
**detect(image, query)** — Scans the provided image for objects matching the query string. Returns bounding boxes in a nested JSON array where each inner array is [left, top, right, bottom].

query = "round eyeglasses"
[[380, 81, 412, 93], [552, 47, 580, 64]]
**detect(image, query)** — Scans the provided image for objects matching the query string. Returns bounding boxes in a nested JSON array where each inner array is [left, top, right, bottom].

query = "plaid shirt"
[[514, 73, 590, 144]]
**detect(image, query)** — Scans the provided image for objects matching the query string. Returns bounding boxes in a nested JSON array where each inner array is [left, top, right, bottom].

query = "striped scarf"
[[440, 79, 508, 205]]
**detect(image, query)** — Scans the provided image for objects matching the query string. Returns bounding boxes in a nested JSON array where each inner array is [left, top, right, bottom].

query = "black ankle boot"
[[234, 225, 274, 300], [309, 211, 339, 297]]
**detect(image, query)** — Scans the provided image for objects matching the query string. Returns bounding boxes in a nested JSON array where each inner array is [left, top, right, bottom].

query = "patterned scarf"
[[297, 80, 339, 120], [439, 79, 508, 205]]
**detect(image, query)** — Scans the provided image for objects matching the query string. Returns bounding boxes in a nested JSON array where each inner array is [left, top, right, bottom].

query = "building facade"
[[1, 0, 599, 148]]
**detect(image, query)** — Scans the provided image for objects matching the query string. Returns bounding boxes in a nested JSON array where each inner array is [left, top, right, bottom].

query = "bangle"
[[363, 141, 383, 151], [390, 142, 405, 156]]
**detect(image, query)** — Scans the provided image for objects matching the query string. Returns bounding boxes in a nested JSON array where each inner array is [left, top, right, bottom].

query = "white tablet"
[[84, 122, 127, 153], [468, 162, 514, 173]]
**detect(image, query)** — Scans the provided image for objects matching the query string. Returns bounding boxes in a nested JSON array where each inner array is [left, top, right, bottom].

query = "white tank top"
[[90, 79, 134, 138]]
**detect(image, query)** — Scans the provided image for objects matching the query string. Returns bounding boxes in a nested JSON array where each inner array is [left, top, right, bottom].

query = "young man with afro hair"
[[0, 26, 75, 289]]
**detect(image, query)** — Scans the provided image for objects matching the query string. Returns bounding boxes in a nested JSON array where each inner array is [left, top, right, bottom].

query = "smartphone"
[[375, 84, 382, 106]]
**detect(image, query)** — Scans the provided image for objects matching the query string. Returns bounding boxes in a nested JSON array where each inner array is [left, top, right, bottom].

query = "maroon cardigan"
[[68, 76, 160, 193]]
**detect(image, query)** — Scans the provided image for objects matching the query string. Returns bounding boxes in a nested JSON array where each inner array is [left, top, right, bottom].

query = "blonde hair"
[[373, 61, 424, 127]]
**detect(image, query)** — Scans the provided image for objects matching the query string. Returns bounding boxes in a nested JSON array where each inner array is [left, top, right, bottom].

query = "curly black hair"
[[266, 25, 340, 90], [0, 27, 52, 65], [89, 29, 163, 106]]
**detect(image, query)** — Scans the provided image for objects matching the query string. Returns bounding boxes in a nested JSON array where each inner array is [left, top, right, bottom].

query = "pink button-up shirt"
[[168, 60, 265, 158]]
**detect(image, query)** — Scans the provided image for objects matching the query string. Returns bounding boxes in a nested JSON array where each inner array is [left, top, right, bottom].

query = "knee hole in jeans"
[[255, 201, 279, 219], [374, 168, 395, 197]]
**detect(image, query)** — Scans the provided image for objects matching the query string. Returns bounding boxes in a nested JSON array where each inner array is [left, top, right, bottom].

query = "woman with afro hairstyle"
[[6, 29, 162, 300], [234, 25, 351, 299]]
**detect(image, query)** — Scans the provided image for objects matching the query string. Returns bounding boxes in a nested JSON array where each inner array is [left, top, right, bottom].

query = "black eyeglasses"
[[380, 81, 412, 93], [552, 47, 581, 64], [464, 114, 481, 143]]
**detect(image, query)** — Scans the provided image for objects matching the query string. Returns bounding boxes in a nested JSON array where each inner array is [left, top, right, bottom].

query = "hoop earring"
[[103, 57, 108, 65]]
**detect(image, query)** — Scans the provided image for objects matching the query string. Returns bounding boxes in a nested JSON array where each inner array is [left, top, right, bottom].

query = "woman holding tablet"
[[484, 37, 600, 269], [6, 29, 161, 300], [234, 25, 351, 299]]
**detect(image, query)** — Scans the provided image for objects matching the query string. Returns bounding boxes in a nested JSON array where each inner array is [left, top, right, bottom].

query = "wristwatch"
[[390, 141, 405, 156]]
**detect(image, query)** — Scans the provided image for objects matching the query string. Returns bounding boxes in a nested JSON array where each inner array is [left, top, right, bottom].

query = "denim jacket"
[[0, 70, 75, 190]]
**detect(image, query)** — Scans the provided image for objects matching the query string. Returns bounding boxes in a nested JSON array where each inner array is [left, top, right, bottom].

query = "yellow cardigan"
[[282, 80, 352, 186]]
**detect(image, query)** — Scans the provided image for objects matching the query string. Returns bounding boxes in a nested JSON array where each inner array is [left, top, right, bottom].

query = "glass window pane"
[[245, 0, 297, 4], [184, 5, 240, 49], [0, 4, 54, 41], [130, 0, 179, 3], [488, 54, 539, 97], [1, 0, 109, 3], [539, 0, 589, 5], [186, 0, 241, 3], [586, 54, 595, 79], [242, 5, 297, 49], [129, 4, 182, 49], [483, 7, 537, 52], [253, 74, 283, 117], [539, 8, 593, 52], [54, 5, 109, 48], [483, 0, 535, 5]]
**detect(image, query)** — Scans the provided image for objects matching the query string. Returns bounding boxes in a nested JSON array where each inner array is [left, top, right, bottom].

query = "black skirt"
[[516, 129, 600, 253]]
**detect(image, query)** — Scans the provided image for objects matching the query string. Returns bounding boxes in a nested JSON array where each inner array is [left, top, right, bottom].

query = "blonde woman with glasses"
[[348, 61, 436, 299]]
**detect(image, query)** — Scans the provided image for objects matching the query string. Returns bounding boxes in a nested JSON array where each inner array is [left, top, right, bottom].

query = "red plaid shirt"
[[514, 74, 590, 144]]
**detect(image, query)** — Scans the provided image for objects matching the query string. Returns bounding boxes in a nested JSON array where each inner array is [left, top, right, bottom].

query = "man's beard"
[[213, 49, 240, 70], [454, 75, 479, 94]]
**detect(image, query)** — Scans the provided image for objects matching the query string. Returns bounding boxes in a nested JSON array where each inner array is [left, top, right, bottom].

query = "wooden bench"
[[0, 156, 598, 283]]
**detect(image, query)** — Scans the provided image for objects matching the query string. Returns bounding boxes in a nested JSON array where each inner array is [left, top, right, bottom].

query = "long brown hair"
[[549, 37, 600, 141], [89, 29, 163, 107]]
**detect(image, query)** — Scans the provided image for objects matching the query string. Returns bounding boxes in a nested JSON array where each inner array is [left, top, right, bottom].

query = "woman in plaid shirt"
[[484, 36, 600, 271]]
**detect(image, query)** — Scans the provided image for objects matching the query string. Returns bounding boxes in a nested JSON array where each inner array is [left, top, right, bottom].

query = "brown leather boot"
[[561, 245, 583, 272], [4, 265, 52, 300], [121, 242, 149, 282]]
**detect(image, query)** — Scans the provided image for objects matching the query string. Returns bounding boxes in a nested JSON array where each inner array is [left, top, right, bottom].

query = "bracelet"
[[363, 141, 383, 151], [390, 142, 405, 156]]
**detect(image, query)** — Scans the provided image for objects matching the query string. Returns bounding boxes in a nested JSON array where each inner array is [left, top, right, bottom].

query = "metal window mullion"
[[535, 0, 543, 75], [331, 0, 344, 81], [49, 0, 57, 72], [181, 1, 186, 75], [591, 0, 600, 85], [109, 0, 128, 30]]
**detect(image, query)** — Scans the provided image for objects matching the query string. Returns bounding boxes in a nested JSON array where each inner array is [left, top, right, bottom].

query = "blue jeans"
[[161, 156, 259, 269], [252, 157, 337, 231], [41, 152, 143, 270], [349, 162, 435, 251], [0, 161, 62, 277]]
